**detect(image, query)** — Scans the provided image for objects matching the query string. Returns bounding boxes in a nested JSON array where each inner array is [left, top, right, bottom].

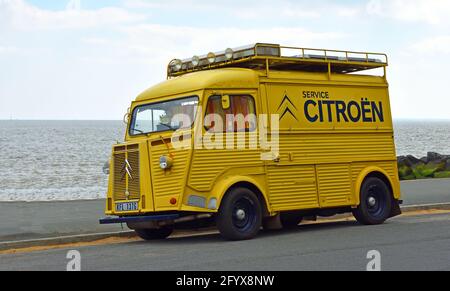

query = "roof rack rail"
[[167, 43, 388, 78]]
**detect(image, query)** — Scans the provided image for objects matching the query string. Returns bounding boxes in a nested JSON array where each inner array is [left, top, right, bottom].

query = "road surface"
[[401, 179, 450, 205], [1, 212, 449, 271]]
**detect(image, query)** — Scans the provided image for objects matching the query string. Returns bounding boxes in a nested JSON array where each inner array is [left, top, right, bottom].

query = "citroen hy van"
[[100, 43, 402, 241]]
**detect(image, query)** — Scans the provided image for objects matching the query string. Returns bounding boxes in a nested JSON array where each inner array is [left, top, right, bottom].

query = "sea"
[[0, 120, 449, 202]]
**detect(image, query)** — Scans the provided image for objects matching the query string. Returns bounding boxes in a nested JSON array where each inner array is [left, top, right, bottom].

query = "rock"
[[397, 153, 450, 180], [427, 152, 442, 162], [427, 152, 450, 162], [398, 155, 423, 167], [397, 156, 409, 167], [406, 155, 424, 166], [426, 159, 447, 172], [446, 159, 450, 171]]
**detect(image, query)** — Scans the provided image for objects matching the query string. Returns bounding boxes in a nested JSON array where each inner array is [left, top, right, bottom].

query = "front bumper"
[[99, 214, 180, 225]]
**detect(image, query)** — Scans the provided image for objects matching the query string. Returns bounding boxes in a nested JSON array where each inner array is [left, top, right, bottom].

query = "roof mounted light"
[[192, 56, 200, 67], [255, 44, 281, 57], [207, 52, 216, 64], [225, 48, 234, 60], [170, 59, 182, 71], [167, 43, 388, 78]]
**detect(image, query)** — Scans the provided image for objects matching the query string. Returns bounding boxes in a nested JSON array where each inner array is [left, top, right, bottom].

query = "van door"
[[316, 163, 353, 208], [262, 83, 320, 212], [188, 90, 264, 194]]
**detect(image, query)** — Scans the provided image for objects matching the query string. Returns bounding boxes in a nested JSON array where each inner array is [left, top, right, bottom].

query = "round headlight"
[[170, 59, 183, 71], [207, 52, 216, 64], [225, 48, 234, 60], [192, 56, 200, 67], [159, 155, 173, 170]]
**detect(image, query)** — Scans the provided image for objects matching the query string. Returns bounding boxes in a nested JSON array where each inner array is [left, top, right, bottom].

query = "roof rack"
[[167, 43, 388, 78]]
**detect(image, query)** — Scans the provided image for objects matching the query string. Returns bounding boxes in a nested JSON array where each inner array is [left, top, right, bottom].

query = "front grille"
[[113, 152, 126, 200], [113, 144, 140, 201], [127, 151, 140, 199]]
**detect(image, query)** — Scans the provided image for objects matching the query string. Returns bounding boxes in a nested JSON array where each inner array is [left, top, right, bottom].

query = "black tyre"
[[353, 177, 392, 225], [135, 227, 173, 240], [280, 212, 303, 229], [216, 187, 262, 241]]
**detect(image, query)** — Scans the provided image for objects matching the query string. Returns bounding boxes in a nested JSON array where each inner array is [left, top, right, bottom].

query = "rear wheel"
[[135, 227, 173, 240], [216, 187, 262, 241], [353, 177, 392, 225]]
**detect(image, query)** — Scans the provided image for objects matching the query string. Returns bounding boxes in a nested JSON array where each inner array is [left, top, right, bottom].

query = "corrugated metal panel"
[[351, 161, 397, 189], [267, 165, 319, 211], [113, 152, 126, 201], [113, 145, 140, 201], [151, 146, 190, 199], [317, 164, 352, 207], [279, 132, 395, 163], [351, 161, 396, 181], [186, 131, 397, 211], [127, 150, 140, 200], [189, 149, 262, 191]]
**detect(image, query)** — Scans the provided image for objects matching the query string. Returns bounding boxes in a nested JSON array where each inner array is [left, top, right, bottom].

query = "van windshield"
[[129, 96, 199, 136]]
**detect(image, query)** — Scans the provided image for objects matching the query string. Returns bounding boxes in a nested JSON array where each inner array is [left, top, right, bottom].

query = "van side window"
[[205, 95, 256, 132]]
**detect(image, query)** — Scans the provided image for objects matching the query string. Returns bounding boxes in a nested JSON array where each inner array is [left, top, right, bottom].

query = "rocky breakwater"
[[398, 152, 450, 180]]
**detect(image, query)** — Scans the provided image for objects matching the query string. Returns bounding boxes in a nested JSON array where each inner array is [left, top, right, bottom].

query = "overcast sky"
[[1, 0, 450, 120]]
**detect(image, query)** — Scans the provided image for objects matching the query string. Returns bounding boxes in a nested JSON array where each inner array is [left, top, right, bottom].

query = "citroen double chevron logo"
[[277, 94, 298, 121], [121, 159, 133, 180]]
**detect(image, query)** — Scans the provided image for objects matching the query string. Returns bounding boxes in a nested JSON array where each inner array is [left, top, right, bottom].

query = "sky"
[[1, 0, 450, 120]]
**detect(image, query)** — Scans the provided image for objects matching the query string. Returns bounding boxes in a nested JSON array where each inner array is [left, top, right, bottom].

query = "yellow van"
[[100, 43, 402, 241]]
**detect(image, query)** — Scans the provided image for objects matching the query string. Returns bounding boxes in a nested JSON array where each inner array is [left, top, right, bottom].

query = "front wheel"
[[135, 227, 173, 240], [353, 177, 392, 225], [216, 187, 262, 241]]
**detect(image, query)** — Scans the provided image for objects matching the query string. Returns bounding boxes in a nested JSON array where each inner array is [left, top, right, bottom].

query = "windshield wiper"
[[159, 123, 177, 131], [133, 128, 145, 134], [132, 124, 177, 135]]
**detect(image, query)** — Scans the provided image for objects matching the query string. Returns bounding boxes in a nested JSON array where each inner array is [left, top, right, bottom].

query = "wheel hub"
[[235, 209, 246, 220], [368, 196, 377, 207]]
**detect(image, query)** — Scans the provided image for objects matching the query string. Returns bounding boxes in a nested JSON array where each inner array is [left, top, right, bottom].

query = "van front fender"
[[210, 175, 270, 214]]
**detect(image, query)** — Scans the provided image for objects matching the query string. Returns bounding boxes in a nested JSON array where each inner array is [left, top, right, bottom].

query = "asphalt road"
[[1, 212, 449, 271], [0, 200, 123, 242], [401, 179, 450, 205]]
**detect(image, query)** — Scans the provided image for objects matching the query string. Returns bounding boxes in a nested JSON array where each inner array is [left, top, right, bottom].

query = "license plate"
[[116, 201, 139, 212]]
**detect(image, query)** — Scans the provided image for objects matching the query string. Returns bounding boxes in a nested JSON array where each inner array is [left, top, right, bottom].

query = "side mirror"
[[221, 95, 231, 110], [123, 107, 131, 124]]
